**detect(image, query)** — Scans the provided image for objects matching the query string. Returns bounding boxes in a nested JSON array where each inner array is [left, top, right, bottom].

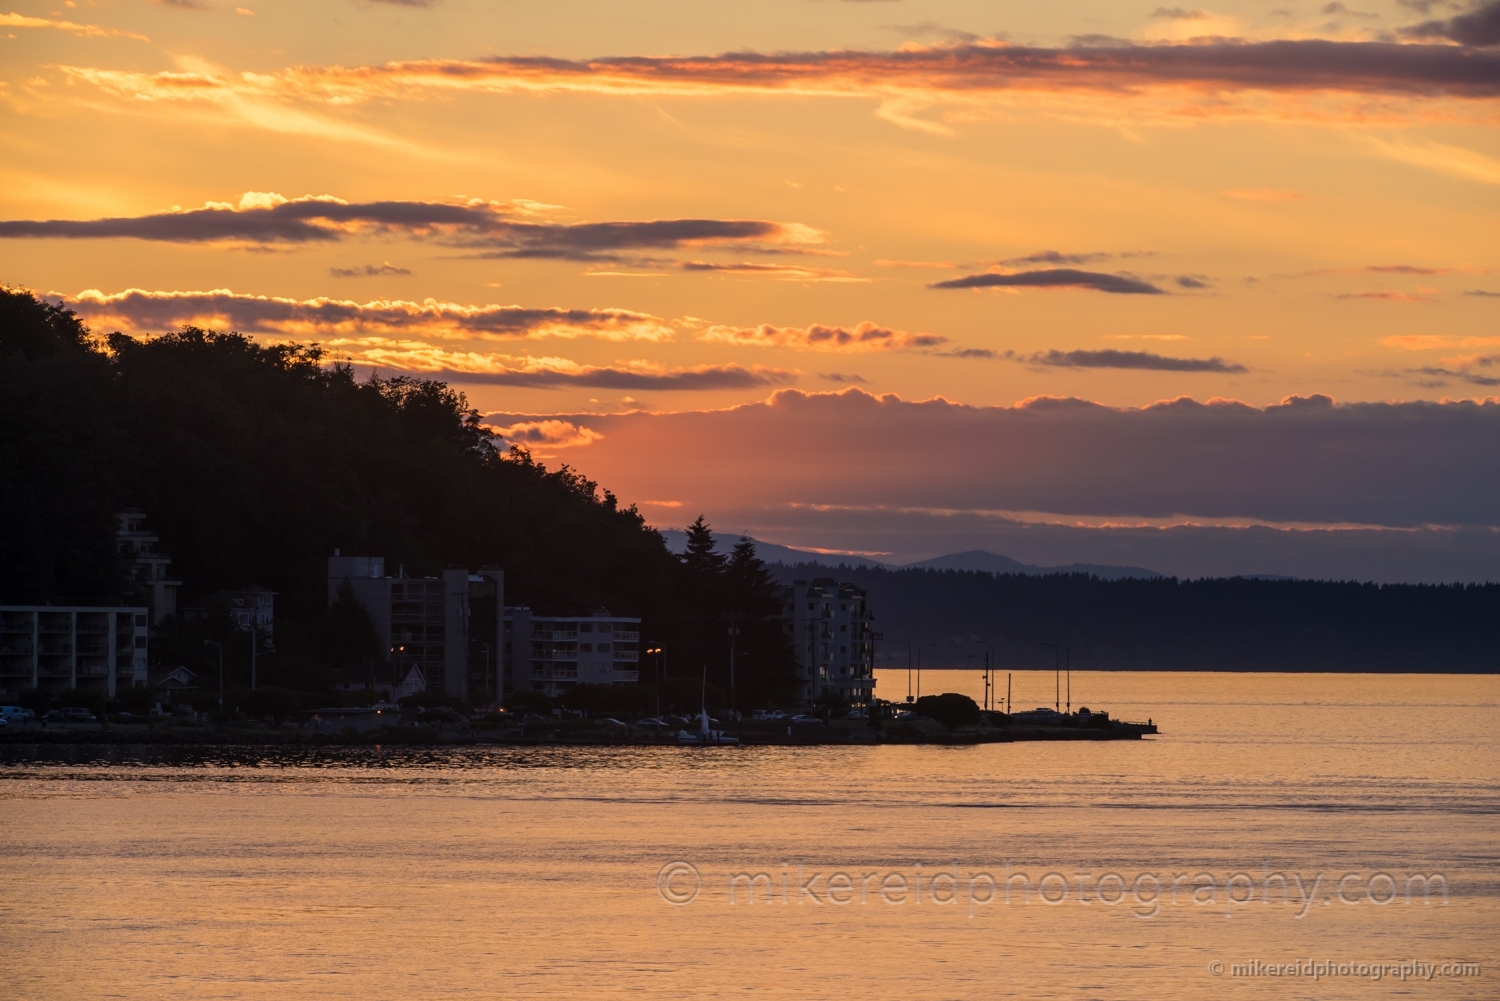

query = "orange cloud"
[[486, 419, 603, 448], [313, 337, 796, 390], [699, 320, 945, 352], [50, 39, 1500, 132], [0, 12, 148, 41], [1336, 290, 1437, 302]]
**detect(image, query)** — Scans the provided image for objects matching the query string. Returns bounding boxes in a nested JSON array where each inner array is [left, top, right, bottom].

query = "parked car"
[[0, 717, 7, 728], [845, 709, 866, 720], [660, 715, 689, 727], [596, 718, 628, 728], [635, 717, 668, 730], [790, 714, 825, 726], [0, 706, 32, 723], [60, 707, 97, 722]]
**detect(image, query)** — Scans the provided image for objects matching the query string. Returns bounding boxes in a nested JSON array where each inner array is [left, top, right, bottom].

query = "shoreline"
[[0, 722, 1153, 749]]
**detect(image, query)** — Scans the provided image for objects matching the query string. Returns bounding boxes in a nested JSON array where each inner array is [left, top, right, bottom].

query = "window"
[[134, 614, 147, 626], [597, 622, 612, 633], [134, 637, 147, 648], [840, 624, 847, 632], [597, 643, 610, 653], [579, 643, 593, 653], [579, 622, 593, 632]]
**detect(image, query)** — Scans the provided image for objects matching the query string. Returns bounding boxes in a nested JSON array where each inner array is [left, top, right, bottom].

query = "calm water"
[[1, 672, 1496, 999]]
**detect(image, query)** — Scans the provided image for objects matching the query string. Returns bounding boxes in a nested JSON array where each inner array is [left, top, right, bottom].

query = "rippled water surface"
[[2, 672, 1496, 999]]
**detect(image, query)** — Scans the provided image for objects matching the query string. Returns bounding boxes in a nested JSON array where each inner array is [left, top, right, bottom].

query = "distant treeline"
[[771, 563, 1500, 673], [0, 287, 795, 704]]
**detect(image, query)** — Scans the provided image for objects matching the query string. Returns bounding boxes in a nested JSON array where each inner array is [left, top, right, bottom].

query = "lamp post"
[[917, 643, 936, 701], [646, 645, 664, 717], [901, 641, 913, 703], [1038, 643, 1069, 712], [727, 617, 740, 720], [204, 640, 223, 708], [977, 641, 995, 710]]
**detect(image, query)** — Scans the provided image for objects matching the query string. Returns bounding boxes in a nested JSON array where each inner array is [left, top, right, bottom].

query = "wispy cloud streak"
[[1023, 349, 1247, 373], [51, 38, 1500, 131], [60, 287, 676, 341], [325, 339, 796, 389], [0, 12, 149, 40], [0, 191, 821, 259], [932, 268, 1165, 294], [699, 320, 945, 351]]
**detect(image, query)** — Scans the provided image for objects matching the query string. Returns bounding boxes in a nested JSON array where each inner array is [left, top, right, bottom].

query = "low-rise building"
[[194, 585, 276, 640], [776, 578, 876, 705], [504, 607, 641, 698], [0, 606, 148, 696], [327, 554, 503, 703]]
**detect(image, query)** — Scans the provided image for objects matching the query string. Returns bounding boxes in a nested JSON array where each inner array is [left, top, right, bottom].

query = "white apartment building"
[[0, 606, 149, 696], [777, 578, 877, 705], [504, 607, 641, 698]]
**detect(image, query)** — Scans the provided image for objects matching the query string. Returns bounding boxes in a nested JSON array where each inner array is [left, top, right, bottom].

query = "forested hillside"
[[0, 287, 795, 704]]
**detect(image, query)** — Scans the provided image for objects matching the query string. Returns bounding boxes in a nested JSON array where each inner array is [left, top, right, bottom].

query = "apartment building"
[[115, 510, 181, 625], [777, 578, 876, 705], [327, 554, 503, 702], [504, 607, 641, 698], [0, 606, 148, 696]]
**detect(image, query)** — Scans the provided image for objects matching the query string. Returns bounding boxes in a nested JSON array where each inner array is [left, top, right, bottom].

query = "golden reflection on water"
[[2, 673, 1496, 999]]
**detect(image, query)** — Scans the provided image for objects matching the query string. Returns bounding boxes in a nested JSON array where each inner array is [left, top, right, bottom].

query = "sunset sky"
[[3, 0, 1497, 579]]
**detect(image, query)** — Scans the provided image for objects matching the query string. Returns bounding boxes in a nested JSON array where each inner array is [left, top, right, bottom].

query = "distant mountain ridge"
[[659, 532, 1164, 580]]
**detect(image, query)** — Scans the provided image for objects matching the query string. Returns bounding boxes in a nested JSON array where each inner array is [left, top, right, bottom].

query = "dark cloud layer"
[[1412, 356, 1500, 387], [932, 268, 1165, 294], [541, 389, 1500, 530], [0, 196, 808, 260], [329, 262, 412, 277], [1401, 0, 1500, 47], [1026, 349, 1247, 373], [434, 364, 794, 390], [467, 38, 1500, 97]]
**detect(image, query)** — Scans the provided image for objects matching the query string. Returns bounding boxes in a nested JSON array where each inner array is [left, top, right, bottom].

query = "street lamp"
[[727, 618, 740, 719], [917, 642, 937, 701], [901, 641, 914, 703], [968, 641, 996, 710], [978, 641, 995, 710], [646, 644, 665, 717], [1038, 643, 1070, 712]]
